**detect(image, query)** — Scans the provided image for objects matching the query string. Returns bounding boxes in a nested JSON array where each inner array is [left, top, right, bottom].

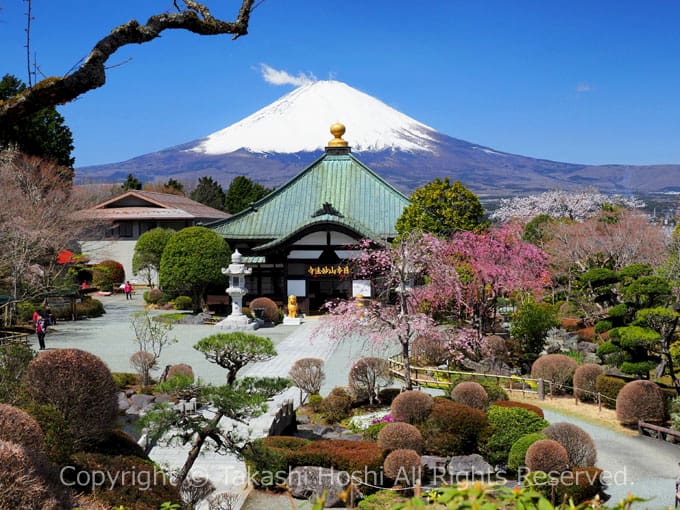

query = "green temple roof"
[[209, 151, 410, 247]]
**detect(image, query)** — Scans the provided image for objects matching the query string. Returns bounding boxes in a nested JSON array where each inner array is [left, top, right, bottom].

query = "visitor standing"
[[124, 281, 133, 300], [36, 316, 47, 350]]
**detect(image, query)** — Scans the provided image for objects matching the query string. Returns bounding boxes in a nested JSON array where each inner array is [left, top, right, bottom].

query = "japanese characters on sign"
[[307, 265, 351, 277]]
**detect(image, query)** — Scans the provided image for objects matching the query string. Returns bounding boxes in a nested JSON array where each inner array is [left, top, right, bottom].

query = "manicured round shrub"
[[173, 295, 193, 310], [594, 374, 626, 409], [573, 364, 604, 402], [419, 398, 487, 456], [525, 439, 569, 474], [377, 422, 424, 453], [542, 422, 596, 467], [249, 297, 280, 322], [390, 390, 434, 424], [76, 298, 105, 318], [144, 288, 164, 304], [322, 387, 353, 424], [24, 349, 118, 449], [383, 449, 422, 485], [531, 354, 578, 391], [491, 400, 544, 418], [453, 378, 509, 402], [167, 363, 195, 382], [481, 405, 549, 467], [92, 259, 125, 291], [0, 404, 44, 451], [508, 432, 546, 473], [616, 379, 665, 426], [450, 381, 489, 410]]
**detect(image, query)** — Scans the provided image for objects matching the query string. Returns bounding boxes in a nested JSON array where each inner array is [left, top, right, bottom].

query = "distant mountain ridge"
[[77, 80, 680, 196]]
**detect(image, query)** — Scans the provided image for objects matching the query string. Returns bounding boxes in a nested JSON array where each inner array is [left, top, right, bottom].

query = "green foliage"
[[190, 176, 226, 211], [92, 259, 125, 291], [111, 372, 139, 389], [76, 297, 105, 318], [159, 226, 231, 311], [621, 275, 671, 308], [418, 398, 487, 456], [510, 300, 559, 356], [618, 263, 653, 282], [224, 175, 272, 214], [144, 288, 164, 304], [481, 404, 549, 467], [362, 421, 390, 441], [508, 432, 546, 473], [0, 343, 34, 405], [15, 301, 36, 323], [308, 393, 324, 412], [164, 178, 184, 193], [608, 303, 629, 318], [172, 295, 193, 310], [23, 402, 74, 464], [121, 173, 142, 191], [0, 74, 75, 172], [357, 490, 408, 510], [522, 214, 556, 246], [594, 375, 627, 409], [322, 387, 354, 423], [491, 400, 544, 418], [133, 227, 175, 286], [395, 177, 489, 236], [594, 320, 612, 334]]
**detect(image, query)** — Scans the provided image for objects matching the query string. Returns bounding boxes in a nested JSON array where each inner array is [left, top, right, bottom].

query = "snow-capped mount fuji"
[[190, 80, 438, 154], [77, 81, 680, 196]]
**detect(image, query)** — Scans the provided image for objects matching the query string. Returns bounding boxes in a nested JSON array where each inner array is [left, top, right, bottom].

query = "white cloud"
[[576, 83, 593, 93], [258, 64, 316, 86]]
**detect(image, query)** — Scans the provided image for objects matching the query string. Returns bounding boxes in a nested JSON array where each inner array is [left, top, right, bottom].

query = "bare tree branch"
[[0, 0, 255, 124]]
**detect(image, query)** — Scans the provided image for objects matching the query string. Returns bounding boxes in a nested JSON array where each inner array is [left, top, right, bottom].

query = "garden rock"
[[448, 454, 494, 477], [421, 455, 447, 473], [545, 342, 562, 354], [179, 312, 212, 325], [296, 414, 311, 425], [577, 341, 598, 354], [126, 394, 155, 415], [117, 392, 130, 412], [286, 466, 350, 507], [313, 425, 334, 437], [582, 353, 600, 365], [339, 431, 363, 441]]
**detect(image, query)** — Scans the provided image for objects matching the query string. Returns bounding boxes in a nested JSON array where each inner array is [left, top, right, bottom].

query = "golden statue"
[[287, 295, 298, 318]]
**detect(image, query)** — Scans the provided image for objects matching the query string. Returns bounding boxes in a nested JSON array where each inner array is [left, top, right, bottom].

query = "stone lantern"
[[215, 249, 257, 330]]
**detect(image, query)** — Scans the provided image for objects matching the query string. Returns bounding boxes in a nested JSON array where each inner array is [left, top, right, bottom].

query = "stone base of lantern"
[[214, 314, 259, 331], [283, 316, 302, 326]]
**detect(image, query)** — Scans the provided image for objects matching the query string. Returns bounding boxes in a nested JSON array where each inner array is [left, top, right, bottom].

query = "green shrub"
[[594, 374, 627, 409], [616, 379, 665, 426], [23, 403, 74, 464], [377, 422, 423, 453], [481, 405, 549, 467], [242, 438, 289, 488], [144, 288, 164, 304], [450, 378, 509, 402], [362, 421, 390, 441], [249, 297, 280, 322], [92, 259, 125, 291], [111, 372, 138, 389], [16, 301, 36, 323], [508, 432, 546, 473], [390, 390, 434, 424], [525, 439, 569, 474], [357, 490, 408, 510], [573, 364, 604, 402], [418, 398, 487, 456], [490, 400, 544, 418], [166, 363, 194, 382], [383, 449, 422, 485], [608, 303, 628, 318], [322, 387, 353, 423], [76, 298, 104, 318], [308, 393, 323, 413], [594, 320, 612, 334], [523, 467, 605, 505], [172, 295, 193, 310], [450, 381, 489, 410], [542, 422, 596, 468]]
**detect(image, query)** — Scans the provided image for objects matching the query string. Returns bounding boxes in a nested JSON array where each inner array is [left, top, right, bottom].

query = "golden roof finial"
[[327, 122, 348, 147]]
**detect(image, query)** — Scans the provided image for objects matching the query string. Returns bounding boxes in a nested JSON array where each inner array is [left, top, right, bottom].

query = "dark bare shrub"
[[348, 357, 391, 405], [411, 332, 449, 366], [249, 297, 280, 322], [167, 363, 195, 382], [391, 390, 434, 424], [616, 379, 665, 426], [450, 381, 489, 410], [531, 354, 578, 392], [130, 350, 157, 386], [383, 449, 422, 485], [525, 439, 569, 474], [208, 492, 239, 510], [0, 403, 44, 451], [289, 358, 325, 404], [418, 398, 487, 456], [322, 387, 353, 424], [573, 364, 604, 402], [181, 475, 216, 507], [24, 349, 118, 449], [377, 422, 424, 453], [543, 422, 596, 468]]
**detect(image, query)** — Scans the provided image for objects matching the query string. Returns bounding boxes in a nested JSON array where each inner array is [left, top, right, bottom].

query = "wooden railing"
[[0, 331, 30, 346]]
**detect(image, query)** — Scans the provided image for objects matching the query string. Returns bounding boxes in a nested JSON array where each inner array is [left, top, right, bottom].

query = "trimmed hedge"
[[573, 364, 604, 403], [377, 422, 423, 453], [525, 439, 569, 474], [383, 449, 422, 485], [418, 398, 487, 456], [594, 374, 627, 409], [616, 379, 665, 426], [450, 381, 489, 410], [542, 422, 596, 468], [490, 400, 544, 418], [322, 387, 353, 423], [531, 354, 578, 392], [390, 390, 434, 424], [249, 297, 280, 322], [482, 405, 549, 467], [0, 403, 45, 451]]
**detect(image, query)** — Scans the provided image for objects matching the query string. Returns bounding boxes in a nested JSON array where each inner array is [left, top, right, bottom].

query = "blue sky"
[[3, 0, 680, 168]]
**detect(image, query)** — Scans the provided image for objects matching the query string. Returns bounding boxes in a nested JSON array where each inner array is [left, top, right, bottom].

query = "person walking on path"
[[35, 316, 47, 350], [124, 281, 133, 300]]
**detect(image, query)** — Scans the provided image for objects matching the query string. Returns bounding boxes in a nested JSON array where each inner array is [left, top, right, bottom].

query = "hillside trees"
[[159, 226, 230, 311], [395, 177, 488, 237], [0, 1, 257, 125], [224, 175, 272, 214], [121, 173, 142, 191], [190, 176, 226, 211], [132, 227, 175, 287]]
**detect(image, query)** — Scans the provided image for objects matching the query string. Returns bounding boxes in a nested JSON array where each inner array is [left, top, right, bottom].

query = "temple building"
[[209, 124, 410, 314]]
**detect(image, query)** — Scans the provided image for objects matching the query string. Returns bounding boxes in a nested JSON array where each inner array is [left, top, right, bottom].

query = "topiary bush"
[[542, 422, 596, 468], [525, 439, 569, 474], [166, 363, 195, 382], [322, 387, 353, 424], [23, 349, 118, 449], [508, 432, 546, 473], [76, 298, 105, 318], [0, 403, 45, 457], [481, 405, 549, 467], [173, 295, 193, 310], [144, 288, 164, 305], [450, 381, 489, 410], [490, 400, 544, 418], [383, 449, 422, 485], [390, 390, 434, 424], [249, 297, 280, 322], [594, 320, 612, 334], [92, 259, 125, 291], [616, 379, 665, 426], [377, 422, 424, 453], [418, 398, 487, 456], [594, 374, 627, 409], [452, 378, 509, 402], [573, 364, 604, 402], [531, 354, 578, 393]]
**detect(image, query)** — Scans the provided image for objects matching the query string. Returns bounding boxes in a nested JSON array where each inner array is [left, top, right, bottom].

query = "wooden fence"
[[0, 331, 30, 346]]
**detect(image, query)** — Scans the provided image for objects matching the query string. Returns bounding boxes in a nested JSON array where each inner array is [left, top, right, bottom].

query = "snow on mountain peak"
[[188, 80, 438, 155]]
